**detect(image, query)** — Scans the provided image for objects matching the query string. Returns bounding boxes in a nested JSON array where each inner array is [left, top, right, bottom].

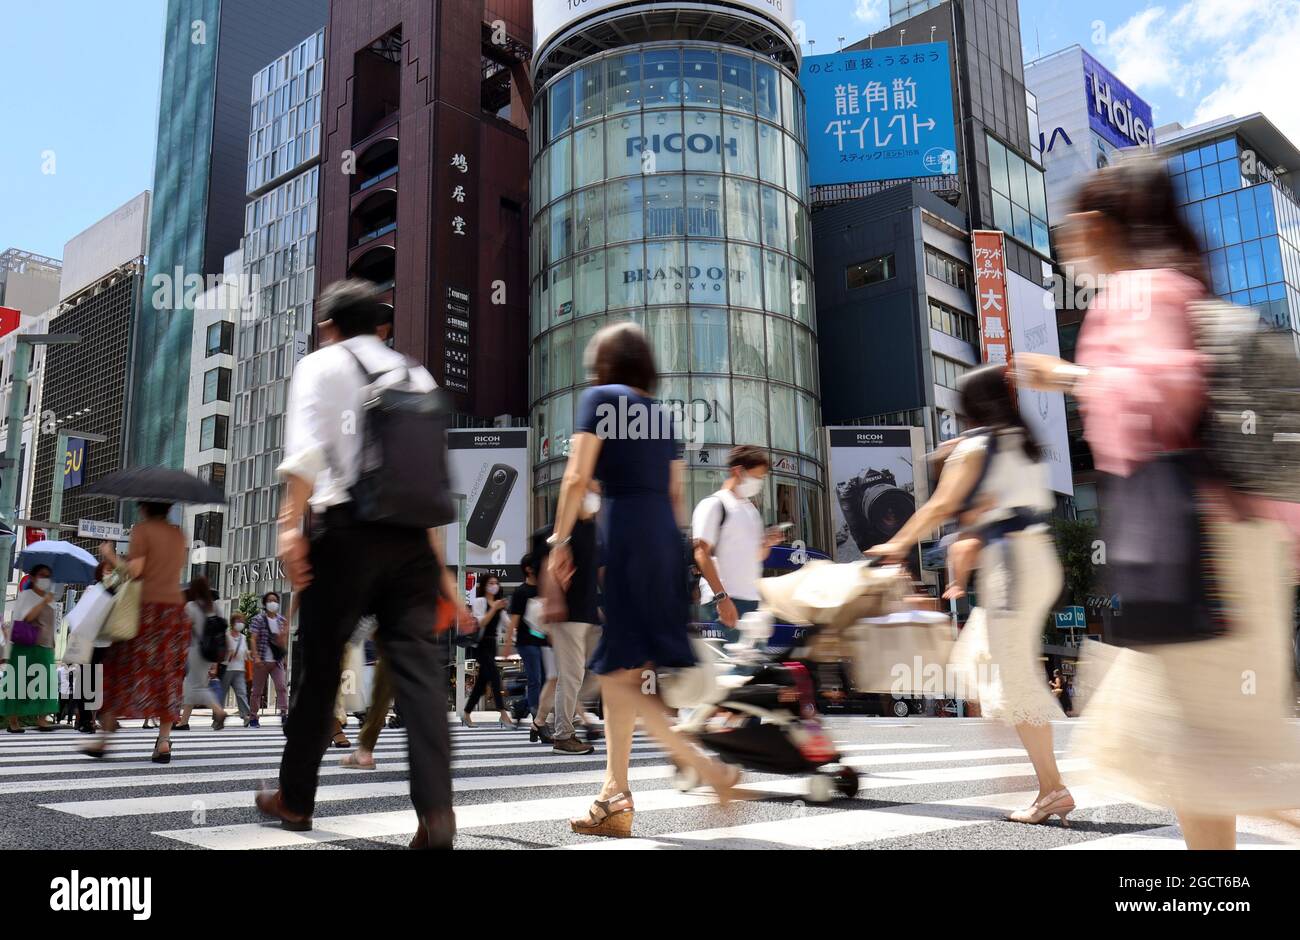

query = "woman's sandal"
[[340, 751, 377, 770], [570, 793, 635, 838], [707, 762, 743, 807]]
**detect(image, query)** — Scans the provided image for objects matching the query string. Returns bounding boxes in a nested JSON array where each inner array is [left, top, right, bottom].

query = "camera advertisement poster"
[[827, 427, 927, 564], [444, 429, 531, 584]]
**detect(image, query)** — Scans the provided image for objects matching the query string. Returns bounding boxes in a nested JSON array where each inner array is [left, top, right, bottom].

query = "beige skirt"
[[1072, 518, 1300, 816], [949, 529, 1065, 726]]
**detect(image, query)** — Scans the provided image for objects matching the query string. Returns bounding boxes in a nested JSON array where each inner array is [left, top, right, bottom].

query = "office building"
[[183, 250, 241, 595], [225, 29, 324, 603], [1024, 45, 1156, 521], [29, 193, 151, 545], [131, 0, 328, 472], [317, 0, 532, 423], [811, 0, 1071, 497], [530, 0, 829, 547], [0, 309, 57, 553], [1158, 115, 1300, 340], [1024, 44, 1155, 218], [0, 249, 61, 322]]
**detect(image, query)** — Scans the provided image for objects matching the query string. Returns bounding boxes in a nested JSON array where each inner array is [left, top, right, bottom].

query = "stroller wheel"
[[672, 764, 701, 792], [808, 774, 836, 804], [834, 766, 860, 799]]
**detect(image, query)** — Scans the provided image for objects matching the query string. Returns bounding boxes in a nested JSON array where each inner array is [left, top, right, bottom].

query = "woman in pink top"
[[1019, 157, 1300, 849]]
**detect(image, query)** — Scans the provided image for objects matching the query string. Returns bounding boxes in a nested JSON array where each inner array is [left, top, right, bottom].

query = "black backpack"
[[1189, 299, 1300, 502], [199, 612, 229, 663], [342, 347, 457, 528]]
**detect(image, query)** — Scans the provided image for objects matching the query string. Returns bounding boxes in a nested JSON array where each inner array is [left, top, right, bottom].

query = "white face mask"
[[582, 491, 602, 516], [35, 578, 52, 592], [736, 473, 763, 500], [486, 584, 500, 596], [265, 602, 280, 614]]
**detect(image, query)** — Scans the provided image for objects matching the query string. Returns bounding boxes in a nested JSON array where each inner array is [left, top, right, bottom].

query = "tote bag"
[[64, 584, 118, 664], [1100, 452, 1225, 647], [101, 578, 142, 642]]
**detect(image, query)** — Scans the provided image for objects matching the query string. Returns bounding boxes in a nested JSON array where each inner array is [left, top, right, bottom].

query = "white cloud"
[[854, 0, 889, 29], [1191, 2, 1300, 148], [1101, 0, 1299, 146]]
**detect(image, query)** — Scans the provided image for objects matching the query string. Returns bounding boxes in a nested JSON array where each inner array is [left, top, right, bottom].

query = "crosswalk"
[[0, 715, 1296, 850]]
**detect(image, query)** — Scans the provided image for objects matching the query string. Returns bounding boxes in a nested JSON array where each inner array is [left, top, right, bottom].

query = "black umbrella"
[[81, 467, 226, 505]]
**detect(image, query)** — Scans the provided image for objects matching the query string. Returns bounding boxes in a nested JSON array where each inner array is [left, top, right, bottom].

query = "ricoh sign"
[[1081, 48, 1153, 151], [534, 0, 798, 56]]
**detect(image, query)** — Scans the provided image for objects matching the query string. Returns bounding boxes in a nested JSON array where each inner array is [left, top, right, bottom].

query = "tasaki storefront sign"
[[534, 0, 798, 57]]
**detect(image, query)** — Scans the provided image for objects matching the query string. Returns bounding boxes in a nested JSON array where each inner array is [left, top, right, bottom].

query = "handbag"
[[64, 583, 118, 664], [1099, 451, 1226, 647], [102, 576, 143, 642], [10, 620, 40, 646]]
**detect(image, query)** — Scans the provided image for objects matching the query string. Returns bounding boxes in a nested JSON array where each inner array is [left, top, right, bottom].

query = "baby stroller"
[[665, 559, 908, 803]]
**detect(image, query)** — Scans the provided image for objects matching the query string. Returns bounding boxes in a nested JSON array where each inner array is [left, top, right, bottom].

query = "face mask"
[[266, 602, 280, 614], [736, 474, 763, 500], [486, 584, 500, 596], [35, 578, 52, 592], [582, 491, 602, 516]]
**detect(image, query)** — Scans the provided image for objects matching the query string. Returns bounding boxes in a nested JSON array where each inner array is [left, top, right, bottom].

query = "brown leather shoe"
[[254, 789, 312, 832], [409, 809, 456, 850]]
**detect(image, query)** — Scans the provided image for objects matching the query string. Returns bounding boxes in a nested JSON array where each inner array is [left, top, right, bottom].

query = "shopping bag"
[[101, 578, 142, 642], [846, 610, 959, 695], [340, 642, 367, 713], [63, 584, 117, 664]]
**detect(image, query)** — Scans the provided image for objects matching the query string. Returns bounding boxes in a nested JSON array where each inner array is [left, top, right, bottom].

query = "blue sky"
[[2, 0, 1296, 262]]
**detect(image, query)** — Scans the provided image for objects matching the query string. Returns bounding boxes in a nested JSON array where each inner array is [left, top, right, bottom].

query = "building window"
[[190, 562, 222, 593], [200, 415, 228, 451], [203, 367, 232, 404], [205, 321, 234, 357], [193, 512, 225, 549], [929, 299, 979, 344], [932, 353, 970, 390], [924, 246, 971, 292], [846, 254, 895, 290], [197, 462, 227, 494], [986, 134, 1051, 257]]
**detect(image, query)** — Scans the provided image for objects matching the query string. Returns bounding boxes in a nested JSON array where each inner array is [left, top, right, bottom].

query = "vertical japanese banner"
[[972, 230, 1012, 366], [433, 104, 481, 400]]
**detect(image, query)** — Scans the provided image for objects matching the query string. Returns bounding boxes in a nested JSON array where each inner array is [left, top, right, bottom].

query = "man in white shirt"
[[255, 279, 463, 850], [692, 446, 783, 640]]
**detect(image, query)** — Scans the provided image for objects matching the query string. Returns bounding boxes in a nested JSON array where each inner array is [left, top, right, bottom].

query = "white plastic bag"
[[63, 584, 117, 665]]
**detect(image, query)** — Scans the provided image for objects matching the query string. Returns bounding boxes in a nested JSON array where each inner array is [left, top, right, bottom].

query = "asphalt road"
[[1, 714, 1296, 850]]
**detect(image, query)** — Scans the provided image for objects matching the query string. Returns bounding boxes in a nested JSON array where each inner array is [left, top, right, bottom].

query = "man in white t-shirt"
[[692, 446, 784, 639]]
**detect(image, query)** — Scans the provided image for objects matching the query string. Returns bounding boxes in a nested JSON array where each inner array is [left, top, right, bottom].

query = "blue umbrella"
[[18, 541, 98, 584]]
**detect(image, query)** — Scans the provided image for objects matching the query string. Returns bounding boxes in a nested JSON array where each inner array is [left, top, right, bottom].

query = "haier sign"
[[1081, 49, 1153, 151]]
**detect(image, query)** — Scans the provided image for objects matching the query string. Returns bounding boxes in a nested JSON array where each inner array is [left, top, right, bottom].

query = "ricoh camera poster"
[[827, 427, 926, 564], [444, 429, 531, 583]]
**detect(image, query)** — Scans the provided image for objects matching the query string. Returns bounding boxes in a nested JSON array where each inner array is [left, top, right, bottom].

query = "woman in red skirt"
[[82, 501, 189, 763]]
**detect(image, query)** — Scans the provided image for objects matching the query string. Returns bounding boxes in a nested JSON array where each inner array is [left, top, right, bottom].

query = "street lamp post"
[[0, 333, 81, 626]]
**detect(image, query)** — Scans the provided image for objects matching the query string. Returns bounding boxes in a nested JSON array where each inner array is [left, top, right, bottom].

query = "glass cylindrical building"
[[530, 1, 828, 549]]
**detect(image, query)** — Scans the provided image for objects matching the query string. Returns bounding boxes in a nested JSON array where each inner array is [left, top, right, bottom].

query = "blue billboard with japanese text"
[[801, 43, 958, 186]]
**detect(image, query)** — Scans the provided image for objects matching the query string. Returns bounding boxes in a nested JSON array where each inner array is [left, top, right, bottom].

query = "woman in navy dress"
[[548, 322, 740, 837]]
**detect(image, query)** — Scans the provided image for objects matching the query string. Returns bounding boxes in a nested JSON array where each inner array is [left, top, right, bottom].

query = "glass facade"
[[227, 29, 323, 595], [1168, 134, 1300, 335], [134, 0, 221, 470], [530, 43, 827, 550], [987, 133, 1051, 256]]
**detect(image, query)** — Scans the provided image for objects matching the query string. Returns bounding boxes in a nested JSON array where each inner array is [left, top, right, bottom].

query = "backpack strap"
[[339, 343, 412, 386], [955, 428, 999, 517]]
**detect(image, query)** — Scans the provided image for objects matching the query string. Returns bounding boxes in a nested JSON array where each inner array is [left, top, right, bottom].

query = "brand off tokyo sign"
[[534, 0, 798, 55]]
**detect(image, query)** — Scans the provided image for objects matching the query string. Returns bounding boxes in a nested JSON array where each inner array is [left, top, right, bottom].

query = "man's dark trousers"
[[279, 506, 451, 819]]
